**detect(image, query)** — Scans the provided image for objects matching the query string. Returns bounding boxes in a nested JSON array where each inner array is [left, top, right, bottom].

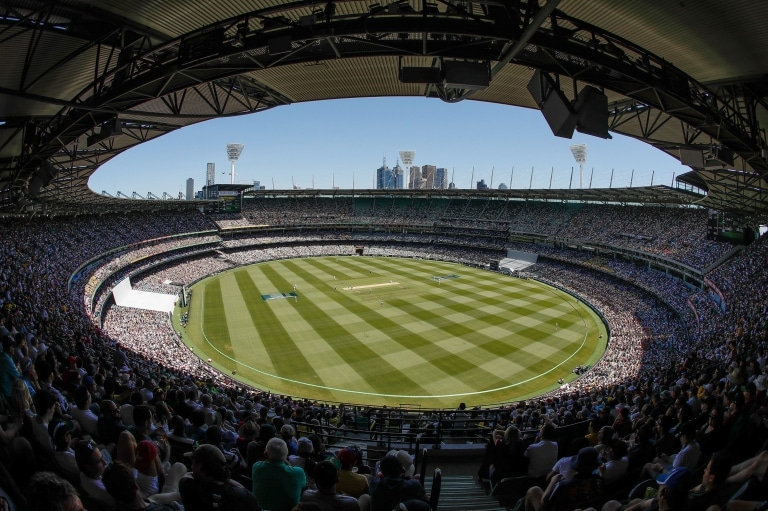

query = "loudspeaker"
[[400, 67, 442, 84], [101, 118, 122, 138], [542, 91, 578, 138], [27, 161, 59, 197], [575, 86, 611, 139], [527, 70, 577, 138], [39, 161, 58, 187], [679, 148, 704, 168], [443, 61, 490, 90], [527, 69, 549, 105]]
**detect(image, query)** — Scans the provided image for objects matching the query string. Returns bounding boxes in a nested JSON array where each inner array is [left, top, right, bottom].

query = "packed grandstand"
[[2, 195, 767, 510]]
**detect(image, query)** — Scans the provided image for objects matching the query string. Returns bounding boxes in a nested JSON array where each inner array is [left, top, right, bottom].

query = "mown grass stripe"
[[288, 257, 585, 383], [294, 257, 360, 283], [182, 256, 605, 407], [202, 279, 235, 358], [278, 259, 498, 393], [230, 269, 322, 383], [260, 261, 433, 396]]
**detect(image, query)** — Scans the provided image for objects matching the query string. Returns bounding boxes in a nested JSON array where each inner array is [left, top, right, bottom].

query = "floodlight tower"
[[399, 150, 415, 188], [570, 144, 587, 188], [226, 143, 245, 184]]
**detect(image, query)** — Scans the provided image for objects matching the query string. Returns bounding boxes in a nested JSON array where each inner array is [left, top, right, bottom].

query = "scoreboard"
[[216, 191, 241, 213], [201, 184, 251, 213]]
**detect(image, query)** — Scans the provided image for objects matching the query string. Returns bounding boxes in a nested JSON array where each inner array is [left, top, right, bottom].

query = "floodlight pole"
[[399, 150, 415, 189], [226, 143, 245, 185], [569, 144, 587, 188]]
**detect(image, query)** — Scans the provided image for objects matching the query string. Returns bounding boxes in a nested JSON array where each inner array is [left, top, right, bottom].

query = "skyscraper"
[[393, 163, 404, 189], [408, 166, 422, 189], [186, 178, 194, 200], [376, 157, 400, 189], [421, 165, 436, 189], [435, 168, 447, 189], [206, 163, 215, 186]]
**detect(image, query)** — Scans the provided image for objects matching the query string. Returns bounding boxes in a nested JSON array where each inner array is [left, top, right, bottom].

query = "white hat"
[[388, 449, 415, 478]]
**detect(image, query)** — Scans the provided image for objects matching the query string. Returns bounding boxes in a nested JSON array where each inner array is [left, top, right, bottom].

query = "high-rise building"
[[186, 178, 194, 200], [393, 163, 404, 189], [421, 165, 436, 189], [376, 157, 393, 189], [408, 166, 421, 189], [477, 179, 488, 190], [206, 163, 215, 187], [435, 168, 447, 189], [377, 157, 405, 189]]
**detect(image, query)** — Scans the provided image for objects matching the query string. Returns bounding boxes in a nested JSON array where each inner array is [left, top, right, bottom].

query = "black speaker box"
[[679, 148, 704, 168], [575, 86, 611, 139], [527, 70, 577, 138], [400, 67, 442, 84]]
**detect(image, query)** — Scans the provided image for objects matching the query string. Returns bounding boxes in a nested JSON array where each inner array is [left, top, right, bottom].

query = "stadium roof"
[[1, 1, 767, 218], [248, 185, 703, 207]]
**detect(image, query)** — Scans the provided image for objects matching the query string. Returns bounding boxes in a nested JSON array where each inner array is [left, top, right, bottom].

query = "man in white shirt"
[[525, 423, 559, 479], [71, 386, 98, 437]]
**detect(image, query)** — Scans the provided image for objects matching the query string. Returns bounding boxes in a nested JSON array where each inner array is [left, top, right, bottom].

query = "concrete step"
[[424, 474, 506, 511]]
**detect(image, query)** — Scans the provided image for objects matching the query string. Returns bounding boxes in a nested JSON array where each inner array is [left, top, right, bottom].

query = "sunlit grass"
[[177, 256, 606, 408]]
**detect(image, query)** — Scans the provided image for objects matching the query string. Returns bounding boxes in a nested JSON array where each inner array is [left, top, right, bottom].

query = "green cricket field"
[[174, 256, 606, 408]]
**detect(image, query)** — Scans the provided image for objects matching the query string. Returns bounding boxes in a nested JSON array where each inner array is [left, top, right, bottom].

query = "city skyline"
[[88, 97, 685, 197]]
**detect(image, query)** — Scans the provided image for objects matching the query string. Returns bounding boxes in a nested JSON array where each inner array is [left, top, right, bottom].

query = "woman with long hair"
[[489, 425, 527, 485]]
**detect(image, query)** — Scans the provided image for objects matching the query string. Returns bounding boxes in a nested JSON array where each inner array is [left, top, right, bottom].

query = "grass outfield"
[[174, 256, 607, 408]]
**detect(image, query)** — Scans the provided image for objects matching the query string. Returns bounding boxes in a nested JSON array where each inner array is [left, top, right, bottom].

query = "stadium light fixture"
[[570, 144, 587, 188], [226, 143, 245, 184], [399, 151, 415, 188]]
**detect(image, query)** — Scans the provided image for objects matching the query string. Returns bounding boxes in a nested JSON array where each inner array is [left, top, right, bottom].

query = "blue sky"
[[88, 96, 684, 196]]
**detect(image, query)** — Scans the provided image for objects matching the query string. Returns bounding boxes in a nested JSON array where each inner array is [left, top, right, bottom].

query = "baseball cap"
[[135, 440, 158, 473], [338, 447, 358, 469], [48, 418, 75, 443], [391, 450, 415, 478], [74, 440, 99, 470], [656, 467, 692, 506]]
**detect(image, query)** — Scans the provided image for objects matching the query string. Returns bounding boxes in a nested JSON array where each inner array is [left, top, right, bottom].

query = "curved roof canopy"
[[1, 0, 767, 217]]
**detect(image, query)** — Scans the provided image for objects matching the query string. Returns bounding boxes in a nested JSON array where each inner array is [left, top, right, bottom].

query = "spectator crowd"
[[0, 198, 766, 511]]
